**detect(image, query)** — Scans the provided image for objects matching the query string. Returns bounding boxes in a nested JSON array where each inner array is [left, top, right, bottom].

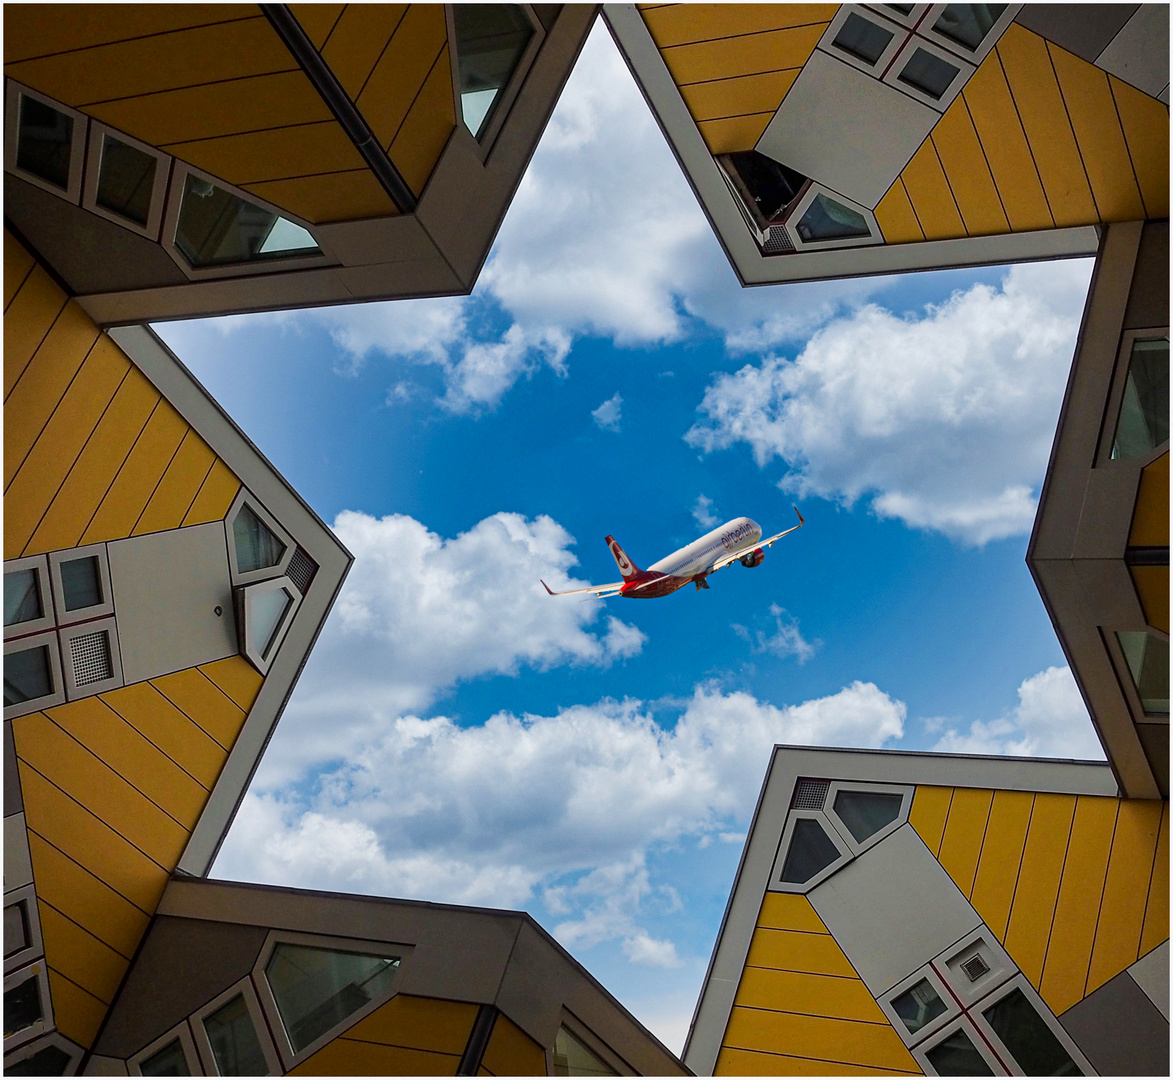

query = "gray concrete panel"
[[4, 722, 21, 816], [4, 813, 32, 893], [808, 823, 982, 995], [1123, 221, 1169, 332], [1129, 940, 1170, 1020], [108, 523, 237, 685], [1015, 5, 1139, 63], [756, 51, 938, 209], [1060, 965, 1169, 1075], [1096, 5, 1170, 97]]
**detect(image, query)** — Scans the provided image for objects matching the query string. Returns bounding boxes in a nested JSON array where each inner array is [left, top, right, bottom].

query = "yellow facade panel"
[[1086, 798, 1163, 994], [1139, 802, 1168, 956], [681, 69, 799, 124], [243, 169, 398, 224], [4, 229, 36, 308], [81, 400, 188, 546], [745, 927, 857, 977], [929, 105, 1008, 238], [358, 4, 448, 151], [389, 44, 457, 197], [644, 4, 836, 48], [289, 1036, 461, 1076], [1003, 793, 1076, 987], [100, 682, 228, 791], [19, 764, 169, 913], [321, 4, 409, 101], [716, 1046, 921, 1075], [480, 1014, 546, 1077], [131, 431, 216, 537], [12, 712, 190, 868], [182, 458, 242, 527], [1129, 451, 1169, 549], [38, 900, 129, 1005], [5, 17, 295, 109], [698, 113, 775, 154], [289, 4, 346, 50], [735, 968, 886, 1023], [1048, 44, 1145, 222], [25, 368, 160, 557], [345, 994, 477, 1054], [85, 70, 332, 147], [995, 26, 1097, 228], [45, 697, 209, 827], [875, 180, 925, 244], [1131, 565, 1169, 635], [756, 891, 829, 934], [1038, 796, 1118, 1014], [4, 265, 68, 399], [937, 786, 993, 898], [198, 656, 264, 714], [661, 24, 827, 87], [969, 790, 1033, 942], [26, 832, 149, 960], [900, 141, 966, 241], [1111, 76, 1170, 219], [152, 667, 248, 751], [908, 785, 952, 856], [5, 336, 129, 558], [45, 966, 108, 1049]]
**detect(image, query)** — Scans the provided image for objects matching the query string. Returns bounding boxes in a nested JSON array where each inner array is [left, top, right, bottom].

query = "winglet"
[[540, 580, 554, 595], [794, 505, 804, 526]]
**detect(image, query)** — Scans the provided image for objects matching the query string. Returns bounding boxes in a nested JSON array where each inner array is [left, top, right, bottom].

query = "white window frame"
[[3, 631, 66, 720], [824, 780, 913, 854], [865, 3, 930, 30], [4, 555, 55, 640], [3, 961, 54, 1053], [912, 1013, 1007, 1076], [1105, 626, 1170, 722], [128, 1020, 200, 1077], [58, 616, 124, 701], [48, 543, 114, 627], [2, 1031, 83, 1076], [970, 973, 1092, 1076], [818, 6, 909, 77], [883, 33, 975, 112], [3, 80, 87, 203], [191, 976, 282, 1077], [1097, 327, 1170, 466], [545, 1010, 634, 1076], [769, 808, 854, 893], [879, 962, 960, 1047], [251, 929, 410, 1072], [919, 3, 1022, 65], [781, 183, 884, 252], [235, 576, 302, 675], [82, 121, 172, 241], [3, 884, 44, 974], [225, 490, 295, 587], [932, 925, 1016, 1009]]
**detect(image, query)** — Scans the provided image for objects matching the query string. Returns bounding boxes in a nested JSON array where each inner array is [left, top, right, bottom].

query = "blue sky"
[[155, 22, 1102, 1053]]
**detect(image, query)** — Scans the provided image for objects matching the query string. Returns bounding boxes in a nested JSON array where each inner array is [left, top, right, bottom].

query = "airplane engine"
[[739, 547, 765, 568]]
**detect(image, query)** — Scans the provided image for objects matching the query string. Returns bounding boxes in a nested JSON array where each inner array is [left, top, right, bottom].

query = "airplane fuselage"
[[620, 517, 763, 597]]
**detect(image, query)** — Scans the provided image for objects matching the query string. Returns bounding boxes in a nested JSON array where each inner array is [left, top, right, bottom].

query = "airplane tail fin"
[[604, 535, 641, 580]]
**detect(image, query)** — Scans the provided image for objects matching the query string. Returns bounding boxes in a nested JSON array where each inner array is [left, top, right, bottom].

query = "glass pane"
[[265, 943, 400, 1054], [779, 818, 841, 884], [892, 978, 947, 1034], [551, 1026, 617, 1076], [983, 988, 1080, 1076], [1112, 338, 1169, 459], [5, 901, 29, 957], [233, 505, 286, 574], [5, 569, 43, 626], [60, 555, 102, 610], [1117, 631, 1170, 714], [886, 4, 915, 14], [454, 5, 534, 137], [3, 974, 42, 1038], [833, 13, 895, 64], [249, 588, 293, 660], [925, 1029, 994, 1076], [203, 994, 268, 1076], [140, 1039, 191, 1076], [97, 135, 157, 226], [898, 47, 961, 99], [175, 174, 320, 268], [17, 95, 73, 189], [724, 151, 808, 226], [833, 790, 903, 842], [932, 4, 1007, 51], [796, 194, 871, 243], [4, 645, 53, 706], [6, 1045, 73, 1076]]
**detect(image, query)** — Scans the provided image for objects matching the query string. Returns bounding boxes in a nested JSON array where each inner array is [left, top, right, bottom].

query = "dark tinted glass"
[[983, 988, 1080, 1075], [891, 978, 947, 1034], [16, 96, 73, 189], [203, 994, 268, 1076], [97, 135, 157, 226], [925, 1029, 994, 1076], [725, 152, 808, 225], [932, 4, 1007, 51], [898, 48, 961, 99], [780, 818, 841, 883], [796, 194, 871, 242], [5, 569, 42, 626], [5, 900, 30, 958], [833, 789, 902, 842], [233, 504, 286, 573], [833, 13, 895, 64], [61, 555, 102, 610], [4, 646, 52, 706], [6, 1044, 72, 1076], [454, 5, 534, 136], [1116, 631, 1169, 715], [4, 974, 42, 1038], [140, 1038, 191, 1076], [886, 4, 915, 14], [1112, 338, 1168, 459]]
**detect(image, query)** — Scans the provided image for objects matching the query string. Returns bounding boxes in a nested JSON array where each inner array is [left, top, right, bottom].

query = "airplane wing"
[[708, 506, 805, 574], [541, 579, 625, 598]]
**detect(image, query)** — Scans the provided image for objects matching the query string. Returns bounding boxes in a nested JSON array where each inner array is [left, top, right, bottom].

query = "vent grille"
[[286, 547, 318, 595], [792, 778, 830, 810], [70, 630, 113, 686], [762, 227, 795, 255], [960, 953, 990, 982]]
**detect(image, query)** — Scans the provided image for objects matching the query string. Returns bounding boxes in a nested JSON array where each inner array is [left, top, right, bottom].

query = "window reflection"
[[796, 194, 871, 243], [1112, 338, 1169, 459], [1117, 631, 1169, 715], [16, 95, 73, 190], [454, 5, 533, 137], [203, 994, 268, 1076], [780, 818, 841, 883]]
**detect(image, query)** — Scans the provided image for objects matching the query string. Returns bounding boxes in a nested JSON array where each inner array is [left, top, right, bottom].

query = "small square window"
[[16, 96, 73, 191], [832, 13, 896, 65], [898, 47, 961, 99], [931, 4, 1007, 53], [4, 557, 54, 640], [4, 646, 54, 707], [96, 135, 157, 227], [59, 556, 102, 612], [48, 545, 113, 626]]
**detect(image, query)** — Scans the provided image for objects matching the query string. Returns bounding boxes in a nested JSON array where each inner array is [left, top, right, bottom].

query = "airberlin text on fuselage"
[[721, 522, 754, 549]]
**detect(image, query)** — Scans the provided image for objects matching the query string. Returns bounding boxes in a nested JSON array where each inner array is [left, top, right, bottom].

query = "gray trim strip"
[[456, 1004, 499, 1075], [260, 4, 418, 214]]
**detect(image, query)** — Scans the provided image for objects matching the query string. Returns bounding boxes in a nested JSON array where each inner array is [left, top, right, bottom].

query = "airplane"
[[541, 507, 803, 600]]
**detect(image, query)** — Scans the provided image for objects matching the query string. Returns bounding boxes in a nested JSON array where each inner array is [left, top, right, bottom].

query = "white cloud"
[[686, 260, 1094, 545], [732, 603, 816, 663], [933, 665, 1104, 759], [622, 933, 683, 969], [592, 392, 623, 431], [692, 495, 719, 529]]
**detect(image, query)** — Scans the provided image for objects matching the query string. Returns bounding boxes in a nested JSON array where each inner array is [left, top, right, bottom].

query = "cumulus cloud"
[[592, 392, 623, 432], [686, 260, 1094, 544], [732, 603, 817, 663], [932, 666, 1104, 759], [692, 495, 719, 529]]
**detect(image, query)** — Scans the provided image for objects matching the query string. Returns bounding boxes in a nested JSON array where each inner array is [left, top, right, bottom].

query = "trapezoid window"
[[233, 504, 287, 576], [264, 943, 400, 1055], [236, 577, 301, 675], [454, 5, 535, 138], [924, 1027, 994, 1076], [16, 95, 73, 191], [719, 151, 808, 232], [1112, 337, 1169, 460], [980, 987, 1081, 1076], [551, 1025, 617, 1077], [137, 1038, 190, 1076], [95, 134, 157, 228], [5, 1042, 74, 1077], [832, 789, 904, 843], [1117, 630, 1169, 715], [202, 993, 269, 1076], [931, 4, 1007, 53], [892, 978, 949, 1036], [795, 193, 872, 243], [779, 818, 842, 884]]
